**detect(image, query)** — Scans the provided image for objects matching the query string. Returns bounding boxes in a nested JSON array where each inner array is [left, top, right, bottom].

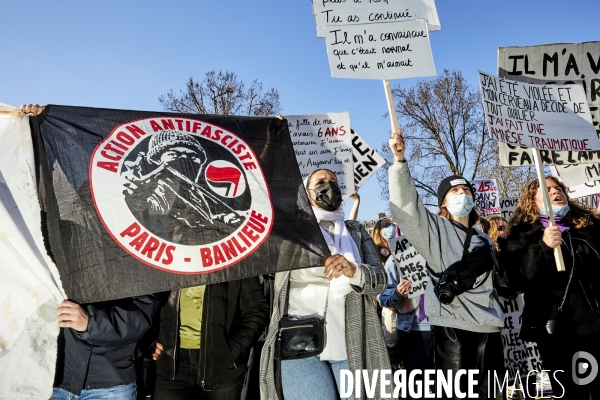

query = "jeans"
[[281, 356, 353, 400], [154, 348, 245, 400], [50, 382, 136, 400]]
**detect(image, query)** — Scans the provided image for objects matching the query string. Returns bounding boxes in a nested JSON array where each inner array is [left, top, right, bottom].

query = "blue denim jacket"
[[378, 256, 417, 332]]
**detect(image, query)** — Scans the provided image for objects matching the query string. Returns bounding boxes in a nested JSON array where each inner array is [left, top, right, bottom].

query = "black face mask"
[[311, 182, 343, 211]]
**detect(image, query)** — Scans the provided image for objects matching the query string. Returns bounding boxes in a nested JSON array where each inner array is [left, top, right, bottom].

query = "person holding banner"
[[504, 177, 600, 398], [388, 132, 505, 400], [259, 169, 389, 400]]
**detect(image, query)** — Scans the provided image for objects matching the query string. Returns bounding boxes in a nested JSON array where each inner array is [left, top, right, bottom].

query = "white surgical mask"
[[446, 194, 474, 217], [382, 225, 396, 239]]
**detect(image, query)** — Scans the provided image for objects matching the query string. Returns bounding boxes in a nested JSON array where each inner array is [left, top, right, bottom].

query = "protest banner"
[[312, 0, 441, 38], [0, 104, 65, 399], [499, 144, 600, 167], [500, 197, 519, 220], [350, 128, 387, 188], [389, 235, 428, 298], [479, 71, 600, 152], [471, 179, 500, 216], [550, 165, 600, 199], [555, 162, 600, 186], [499, 295, 544, 383], [574, 193, 599, 209], [324, 19, 436, 80], [31, 105, 329, 303], [497, 42, 600, 165], [286, 113, 354, 194]]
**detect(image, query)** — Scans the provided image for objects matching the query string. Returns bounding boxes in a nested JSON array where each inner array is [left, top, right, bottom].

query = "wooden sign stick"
[[531, 148, 566, 272], [383, 80, 402, 144]]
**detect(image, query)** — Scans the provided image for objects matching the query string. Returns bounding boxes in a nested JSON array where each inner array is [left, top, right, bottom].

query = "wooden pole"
[[383, 80, 401, 136], [531, 148, 566, 272]]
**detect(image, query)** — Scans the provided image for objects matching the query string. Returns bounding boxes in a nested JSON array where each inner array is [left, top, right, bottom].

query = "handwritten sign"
[[325, 19, 436, 80], [498, 144, 600, 166], [500, 197, 519, 221], [479, 71, 600, 151], [499, 295, 544, 382], [471, 179, 500, 216], [550, 166, 600, 199], [555, 162, 600, 186], [350, 128, 386, 188], [389, 235, 428, 298], [312, 0, 441, 38], [285, 113, 354, 194]]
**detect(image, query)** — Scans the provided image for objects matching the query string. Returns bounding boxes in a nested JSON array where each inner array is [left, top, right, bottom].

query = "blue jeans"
[[50, 382, 136, 400], [281, 356, 353, 400]]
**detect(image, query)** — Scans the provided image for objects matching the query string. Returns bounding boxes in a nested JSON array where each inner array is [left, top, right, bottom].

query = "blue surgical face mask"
[[539, 203, 570, 217], [446, 194, 474, 217], [382, 224, 396, 239]]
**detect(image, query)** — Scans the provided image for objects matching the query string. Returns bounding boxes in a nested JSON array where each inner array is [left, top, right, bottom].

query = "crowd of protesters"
[[21, 103, 600, 400]]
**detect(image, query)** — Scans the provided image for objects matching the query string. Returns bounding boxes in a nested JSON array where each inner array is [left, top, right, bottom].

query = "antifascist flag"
[[31, 105, 329, 303]]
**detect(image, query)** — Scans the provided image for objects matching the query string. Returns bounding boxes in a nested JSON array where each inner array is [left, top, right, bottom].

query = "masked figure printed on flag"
[[121, 130, 249, 245]]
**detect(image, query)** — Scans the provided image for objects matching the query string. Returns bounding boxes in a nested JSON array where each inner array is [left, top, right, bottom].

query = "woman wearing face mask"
[[503, 177, 600, 398], [372, 218, 396, 264], [387, 132, 505, 400], [260, 169, 389, 400]]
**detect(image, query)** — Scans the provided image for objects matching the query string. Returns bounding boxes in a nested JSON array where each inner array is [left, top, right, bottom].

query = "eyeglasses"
[[497, 226, 506, 231]]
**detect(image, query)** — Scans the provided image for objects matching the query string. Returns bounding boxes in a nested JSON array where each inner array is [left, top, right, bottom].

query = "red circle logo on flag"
[[89, 117, 273, 274]]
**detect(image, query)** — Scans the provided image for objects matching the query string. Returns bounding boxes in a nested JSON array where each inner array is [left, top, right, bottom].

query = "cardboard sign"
[[325, 19, 436, 80], [556, 162, 600, 186], [498, 143, 600, 166], [479, 71, 600, 151], [550, 165, 600, 199], [497, 42, 600, 166], [573, 193, 599, 209], [312, 0, 441, 38], [500, 197, 519, 220], [471, 179, 500, 216], [350, 128, 387, 188], [286, 113, 354, 194], [389, 235, 429, 298], [499, 295, 544, 382]]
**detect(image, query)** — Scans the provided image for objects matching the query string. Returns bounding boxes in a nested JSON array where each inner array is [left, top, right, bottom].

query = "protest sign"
[[350, 128, 386, 188], [500, 197, 519, 220], [479, 71, 600, 152], [498, 143, 600, 166], [389, 235, 428, 298], [550, 165, 600, 199], [497, 42, 600, 166], [555, 162, 600, 186], [470, 179, 500, 216], [286, 113, 354, 194], [499, 295, 543, 383], [325, 19, 436, 80], [312, 0, 441, 38], [32, 105, 329, 303]]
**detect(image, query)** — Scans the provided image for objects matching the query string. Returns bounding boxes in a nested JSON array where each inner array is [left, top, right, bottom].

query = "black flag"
[[31, 105, 328, 303]]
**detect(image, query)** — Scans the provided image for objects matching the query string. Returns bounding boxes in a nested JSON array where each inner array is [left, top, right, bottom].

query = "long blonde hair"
[[508, 176, 598, 232], [486, 215, 507, 251]]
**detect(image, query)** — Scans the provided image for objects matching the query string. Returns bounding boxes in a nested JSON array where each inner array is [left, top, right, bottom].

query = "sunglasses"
[[497, 226, 506, 231]]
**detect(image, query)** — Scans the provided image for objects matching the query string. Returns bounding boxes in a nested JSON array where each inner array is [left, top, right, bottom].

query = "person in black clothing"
[[149, 278, 270, 400], [504, 177, 600, 399], [51, 295, 161, 400]]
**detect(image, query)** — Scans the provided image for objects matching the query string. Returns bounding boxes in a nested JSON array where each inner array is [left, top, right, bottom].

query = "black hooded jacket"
[[54, 294, 161, 395], [503, 220, 600, 341]]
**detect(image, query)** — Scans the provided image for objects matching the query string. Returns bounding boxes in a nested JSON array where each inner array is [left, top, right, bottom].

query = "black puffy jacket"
[[155, 278, 270, 388], [54, 294, 161, 395]]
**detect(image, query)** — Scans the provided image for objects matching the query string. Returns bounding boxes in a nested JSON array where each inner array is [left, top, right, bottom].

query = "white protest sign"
[[497, 42, 600, 166], [555, 162, 600, 186], [470, 179, 500, 216], [350, 128, 386, 188], [325, 19, 436, 80], [499, 295, 543, 382], [286, 113, 354, 194], [479, 71, 600, 151], [574, 193, 599, 209], [312, 0, 441, 38], [498, 144, 600, 166], [500, 197, 519, 221], [551, 165, 600, 199], [389, 235, 428, 298]]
